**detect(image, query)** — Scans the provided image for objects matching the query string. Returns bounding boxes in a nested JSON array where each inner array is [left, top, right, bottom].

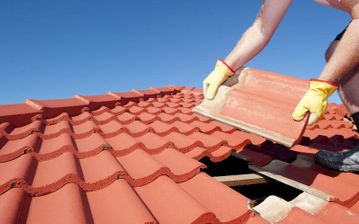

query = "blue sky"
[[0, 1, 351, 104]]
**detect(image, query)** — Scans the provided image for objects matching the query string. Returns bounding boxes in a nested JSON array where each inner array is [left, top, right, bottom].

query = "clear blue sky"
[[0, 1, 351, 104]]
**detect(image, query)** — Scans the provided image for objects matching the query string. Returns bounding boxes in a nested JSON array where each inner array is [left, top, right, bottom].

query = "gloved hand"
[[203, 59, 235, 100], [292, 79, 338, 125]]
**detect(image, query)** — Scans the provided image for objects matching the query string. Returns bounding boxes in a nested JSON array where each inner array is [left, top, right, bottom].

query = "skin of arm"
[[317, 0, 359, 83], [224, 0, 292, 71]]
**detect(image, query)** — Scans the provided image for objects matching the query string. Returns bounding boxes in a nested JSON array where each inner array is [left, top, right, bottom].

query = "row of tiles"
[[0, 172, 255, 224], [1, 98, 352, 142], [0, 98, 352, 139]]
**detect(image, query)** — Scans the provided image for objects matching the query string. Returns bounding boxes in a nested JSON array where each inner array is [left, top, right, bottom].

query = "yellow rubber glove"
[[203, 59, 235, 100], [292, 79, 338, 125]]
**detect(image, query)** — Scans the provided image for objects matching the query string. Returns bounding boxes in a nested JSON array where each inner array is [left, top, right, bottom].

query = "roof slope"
[[0, 86, 358, 224]]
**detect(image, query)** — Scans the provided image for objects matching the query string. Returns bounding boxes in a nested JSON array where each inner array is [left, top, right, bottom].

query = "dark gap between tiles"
[[200, 155, 303, 207]]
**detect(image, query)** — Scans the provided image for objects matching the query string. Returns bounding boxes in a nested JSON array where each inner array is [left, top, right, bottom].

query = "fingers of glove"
[[203, 81, 209, 97], [205, 83, 219, 100], [308, 113, 319, 125], [292, 100, 309, 121]]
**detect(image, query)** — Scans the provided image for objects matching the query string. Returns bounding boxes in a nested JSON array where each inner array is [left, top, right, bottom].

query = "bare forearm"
[[319, 19, 359, 82], [225, 25, 270, 71], [224, 0, 292, 71]]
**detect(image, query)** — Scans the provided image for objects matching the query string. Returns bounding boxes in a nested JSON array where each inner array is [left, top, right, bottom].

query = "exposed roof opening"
[[200, 154, 303, 207]]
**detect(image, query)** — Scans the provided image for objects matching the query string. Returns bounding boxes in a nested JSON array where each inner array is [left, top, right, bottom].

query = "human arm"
[[203, 0, 292, 99], [292, 1, 359, 124], [225, 0, 292, 70]]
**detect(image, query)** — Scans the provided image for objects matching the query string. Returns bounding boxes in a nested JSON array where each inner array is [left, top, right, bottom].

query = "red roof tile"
[[0, 85, 357, 223], [193, 68, 310, 147]]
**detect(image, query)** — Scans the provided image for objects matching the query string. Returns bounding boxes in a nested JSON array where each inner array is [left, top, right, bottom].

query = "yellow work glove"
[[292, 79, 338, 125], [203, 59, 235, 100]]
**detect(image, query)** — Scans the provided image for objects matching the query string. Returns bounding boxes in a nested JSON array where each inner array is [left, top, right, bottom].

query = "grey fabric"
[[315, 145, 359, 172]]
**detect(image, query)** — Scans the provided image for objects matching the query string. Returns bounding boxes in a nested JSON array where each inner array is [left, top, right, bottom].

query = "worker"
[[203, 0, 359, 172]]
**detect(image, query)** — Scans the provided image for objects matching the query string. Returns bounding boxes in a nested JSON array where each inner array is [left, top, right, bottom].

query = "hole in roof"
[[200, 154, 303, 207]]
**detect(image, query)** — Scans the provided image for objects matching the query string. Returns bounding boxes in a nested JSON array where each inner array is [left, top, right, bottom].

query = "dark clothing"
[[334, 22, 351, 41], [352, 112, 359, 132]]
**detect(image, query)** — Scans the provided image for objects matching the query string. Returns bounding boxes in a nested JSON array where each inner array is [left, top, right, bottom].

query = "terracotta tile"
[[116, 148, 166, 184], [125, 120, 149, 136], [323, 114, 341, 120], [0, 154, 34, 194], [315, 202, 359, 224], [162, 106, 178, 114], [90, 106, 110, 116], [134, 89, 161, 97], [163, 132, 199, 152], [157, 112, 177, 123], [310, 164, 359, 188], [26, 98, 88, 118], [116, 112, 136, 124], [0, 134, 40, 162], [92, 111, 115, 124], [79, 150, 126, 187], [31, 152, 81, 193], [148, 120, 175, 135], [110, 105, 126, 115], [189, 132, 225, 149], [128, 105, 146, 115], [123, 101, 136, 108], [7, 120, 43, 139], [189, 120, 221, 133], [71, 111, 92, 124], [27, 184, 90, 223], [185, 146, 207, 160], [179, 107, 193, 114], [75, 133, 109, 156], [153, 148, 205, 178], [289, 145, 318, 156], [137, 101, 152, 108], [179, 173, 252, 223], [39, 132, 75, 156], [194, 69, 309, 147], [75, 94, 119, 109], [136, 132, 171, 152], [0, 122, 12, 134], [72, 120, 97, 136], [245, 215, 269, 224], [209, 146, 234, 162], [43, 120, 72, 138], [98, 119, 124, 137], [45, 112, 70, 125], [0, 85, 357, 224], [0, 188, 29, 224], [168, 98, 182, 103], [210, 131, 254, 148], [87, 179, 156, 224], [278, 207, 324, 223], [136, 112, 157, 124], [351, 200, 359, 213], [164, 102, 180, 108], [105, 132, 139, 155], [109, 91, 143, 100], [0, 103, 41, 126], [146, 106, 162, 114], [222, 89, 307, 146], [135, 175, 217, 223], [170, 120, 198, 134], [281, 165, 359, 207], [176, 113, 198, 122]]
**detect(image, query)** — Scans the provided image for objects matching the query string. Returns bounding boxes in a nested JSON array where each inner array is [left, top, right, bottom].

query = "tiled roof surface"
[[0, 86, 358, 223]]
